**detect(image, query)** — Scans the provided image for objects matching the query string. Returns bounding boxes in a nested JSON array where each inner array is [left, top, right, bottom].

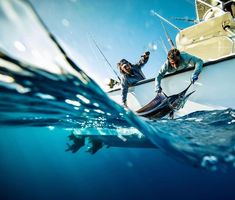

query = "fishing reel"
[[106, 78, 120, 89]]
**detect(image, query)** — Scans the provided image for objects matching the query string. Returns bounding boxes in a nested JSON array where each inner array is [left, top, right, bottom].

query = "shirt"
[[155, 52, 203, 91], [121, 57, 149, 104]]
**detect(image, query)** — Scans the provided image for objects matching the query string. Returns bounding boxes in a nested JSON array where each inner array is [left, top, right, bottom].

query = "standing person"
[[118, 51, 150, 108], [155, 48, 203, 93]]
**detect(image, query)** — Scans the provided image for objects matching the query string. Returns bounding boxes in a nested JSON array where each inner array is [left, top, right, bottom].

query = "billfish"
[[136, 83, 195, 119]]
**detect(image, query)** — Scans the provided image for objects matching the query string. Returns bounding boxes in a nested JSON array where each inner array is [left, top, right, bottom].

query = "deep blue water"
[[1, 128, 235, 200]]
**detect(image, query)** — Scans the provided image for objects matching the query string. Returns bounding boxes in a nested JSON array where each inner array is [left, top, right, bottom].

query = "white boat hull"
[[108, 55, 235, 116]]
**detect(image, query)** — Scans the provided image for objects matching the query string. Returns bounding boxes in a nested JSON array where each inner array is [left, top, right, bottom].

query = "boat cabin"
[[176, 0, 235, 61]]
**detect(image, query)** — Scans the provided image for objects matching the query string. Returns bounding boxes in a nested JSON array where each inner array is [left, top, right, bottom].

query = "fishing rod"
[[90, 35, 121, 82]]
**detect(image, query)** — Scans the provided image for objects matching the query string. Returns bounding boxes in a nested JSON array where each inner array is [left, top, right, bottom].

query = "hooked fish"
[[136, 83, 195, 119]]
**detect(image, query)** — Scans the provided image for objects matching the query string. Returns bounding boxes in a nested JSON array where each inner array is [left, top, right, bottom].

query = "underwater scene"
[[1, 0, 235, 200]]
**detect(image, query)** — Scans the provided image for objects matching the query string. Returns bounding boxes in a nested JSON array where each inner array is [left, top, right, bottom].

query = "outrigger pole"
[[90, 35, 121, 82], [159, 36, 168, 54], [150, 10, 177, 50], [160, 21, 175, 49], [150, 10, 181, 32]]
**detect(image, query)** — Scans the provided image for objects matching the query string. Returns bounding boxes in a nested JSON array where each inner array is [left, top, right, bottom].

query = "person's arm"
[[186, 53, 203, 81], [155, 62, 168, 92], [121, 78, 129, 106], [136, 51, 150, 68]]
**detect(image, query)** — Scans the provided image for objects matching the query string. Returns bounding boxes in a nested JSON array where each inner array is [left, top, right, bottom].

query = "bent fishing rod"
[[90, 35, 121, 82]]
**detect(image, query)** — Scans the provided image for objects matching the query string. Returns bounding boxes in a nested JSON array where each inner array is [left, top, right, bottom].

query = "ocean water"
[[1, 49, 235, 200], [1, 1, 235, 200]]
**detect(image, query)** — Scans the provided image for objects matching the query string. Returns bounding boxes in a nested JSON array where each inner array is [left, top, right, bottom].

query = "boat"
[[107, 0, 235, 116], [68, 0, 235, 153]]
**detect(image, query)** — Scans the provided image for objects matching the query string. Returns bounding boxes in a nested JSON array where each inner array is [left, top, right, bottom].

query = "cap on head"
[[120, 59, 128, 64], [145, 51, 150, 56], [117, 59, 130, 74], [117, 59, 129, 68]]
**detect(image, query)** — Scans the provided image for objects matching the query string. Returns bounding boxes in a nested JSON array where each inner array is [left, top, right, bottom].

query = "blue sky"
[[30, 0, 196, 88]]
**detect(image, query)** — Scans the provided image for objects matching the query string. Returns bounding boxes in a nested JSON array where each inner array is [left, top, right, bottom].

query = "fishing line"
[[87, 34, 101, 65], [89, 34, 121, 82]]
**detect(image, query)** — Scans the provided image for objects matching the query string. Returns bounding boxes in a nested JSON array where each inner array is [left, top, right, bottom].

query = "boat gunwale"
[[107, 54, 235, 93]]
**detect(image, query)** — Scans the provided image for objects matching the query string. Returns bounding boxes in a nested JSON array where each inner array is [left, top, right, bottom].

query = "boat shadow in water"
[[65, 131, 157, 155]]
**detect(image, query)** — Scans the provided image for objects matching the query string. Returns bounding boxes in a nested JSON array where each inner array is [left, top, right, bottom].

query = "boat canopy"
[[177, 1, 235, 61], [195, 0, 235, 21]]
